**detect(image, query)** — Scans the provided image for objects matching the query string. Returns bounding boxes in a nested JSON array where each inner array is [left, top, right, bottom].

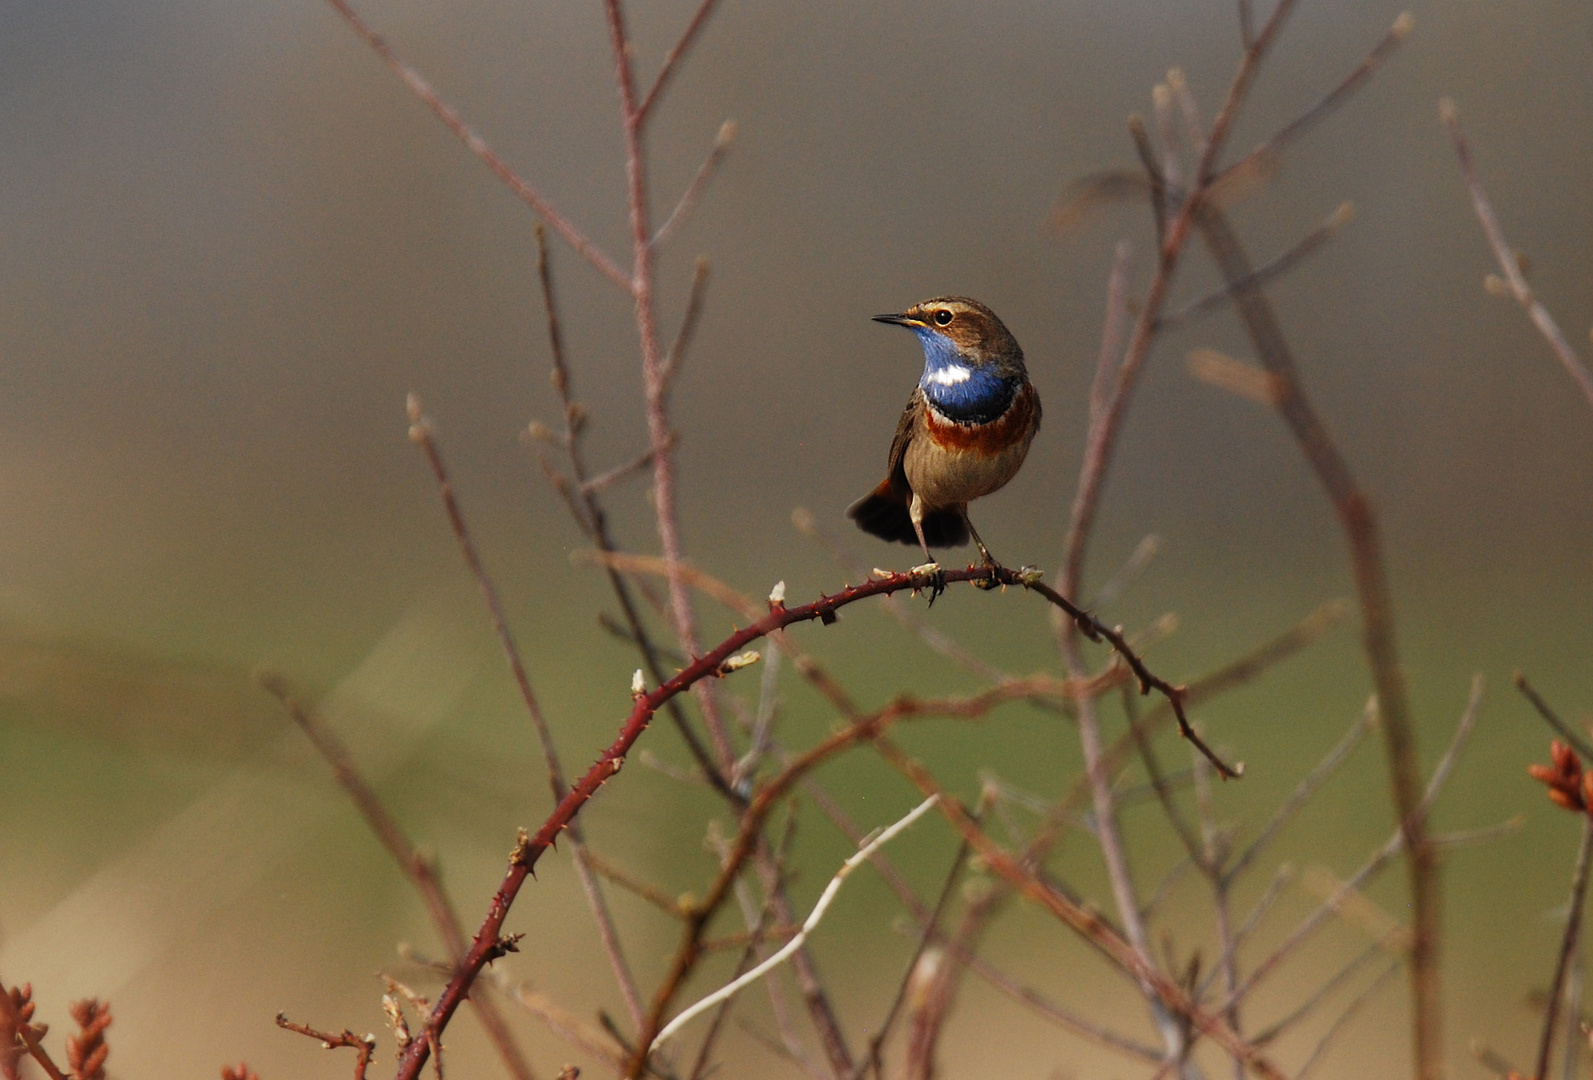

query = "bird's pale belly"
[[906, 392, 1038, 509]]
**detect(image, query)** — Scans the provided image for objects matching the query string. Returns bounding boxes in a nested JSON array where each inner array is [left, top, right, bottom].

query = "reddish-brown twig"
[[599, 0, 738, 777], [392, 564, 1124, 1080], [851, 794, 987, 1080], [0, 981, 68, 1080], [1440, 99, 1593, 414], [257, 675, 538, 1080], [635, 0, 722, 128], [276, 1014, 376, 1080], [1224, 676, 1481, 1013], [530, 225, 729, 801], [1052, 37, 1310, 983], [319, 0, 629, 290], [1192, 197, 1440, 1080], [408, 397, 647, 1031], [871, 737, 1285, 1080], [1216, 13, 1414, 193]]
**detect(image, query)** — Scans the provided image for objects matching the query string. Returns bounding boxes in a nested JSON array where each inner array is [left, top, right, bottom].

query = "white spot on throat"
[[926, 363, 971, 386]]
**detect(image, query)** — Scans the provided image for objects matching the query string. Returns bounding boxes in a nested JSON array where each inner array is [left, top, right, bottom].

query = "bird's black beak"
[[872, 312, 923, 328]]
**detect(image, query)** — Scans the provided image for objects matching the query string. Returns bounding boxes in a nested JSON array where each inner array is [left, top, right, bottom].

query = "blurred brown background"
[[0, 0, 1589, 1076]]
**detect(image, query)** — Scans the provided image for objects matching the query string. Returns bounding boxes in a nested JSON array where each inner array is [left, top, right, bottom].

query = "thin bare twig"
[[1157, 203, 1354, 331], [600, 0, 739, 780], [1293, 960, 1402, 1080], [408, 398, 647, 1033], [1518, 673, 1593, 763], [580, 449, 659, 496], [660, 258, 711, 392], [1194, 753, 1244, 1080], [582, 849, 686, 917], [531, 224, 730, 802], [1251, 939, 1385, 1044], [1225, 698, 1377, 883], [276, 1014, 377, 1080], [687, 873, 780, 1080], [636, 0, 722, 127], [1192, 194, 1441, 1079], [1229, 676, 1482, 1010], [792, 507, 1009, 683], [1217, 13, 1414, 194], [653, 125, 735, 248], [853, 793, 987, 1080], [873, 737, 1286, 1080], [655, 797, 940, 1048], [319, 0, 629, 290], [258, 675, 538, 1080], [1537, 812, 1593, 1080], [1440, 98, 1593, 413], [392, 564, 1152, 1080]]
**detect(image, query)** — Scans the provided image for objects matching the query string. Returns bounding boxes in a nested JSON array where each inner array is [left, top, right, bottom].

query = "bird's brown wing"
[[883, 389, 923, 497], [846, 390, 969, 549]]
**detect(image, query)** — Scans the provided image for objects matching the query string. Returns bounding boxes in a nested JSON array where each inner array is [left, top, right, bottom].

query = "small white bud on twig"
[[631, 669, 646, 695], [717, 651, 761, 676], [871, 567, 893, 579], [769, 580, 786, 605], [1391, 11, 1415, 39]]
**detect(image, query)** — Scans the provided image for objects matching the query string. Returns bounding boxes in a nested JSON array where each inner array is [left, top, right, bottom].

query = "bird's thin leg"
[[909, 495, 946, 603], [909, 495, 936, 567], [962, 510, 996, 566]]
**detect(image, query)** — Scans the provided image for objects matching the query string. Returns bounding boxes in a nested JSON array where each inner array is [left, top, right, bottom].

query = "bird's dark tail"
[[845, 481, 970, 549]]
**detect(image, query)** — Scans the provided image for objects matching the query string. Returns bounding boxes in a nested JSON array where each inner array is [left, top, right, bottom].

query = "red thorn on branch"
[[1529, 740, 1589, 814]]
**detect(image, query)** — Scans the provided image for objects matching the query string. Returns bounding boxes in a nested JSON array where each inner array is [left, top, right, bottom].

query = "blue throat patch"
[[914, 328, 1017, 425]]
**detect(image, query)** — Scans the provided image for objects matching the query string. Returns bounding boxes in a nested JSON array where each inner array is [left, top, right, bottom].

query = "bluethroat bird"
[[846, 296, 1041, 574]]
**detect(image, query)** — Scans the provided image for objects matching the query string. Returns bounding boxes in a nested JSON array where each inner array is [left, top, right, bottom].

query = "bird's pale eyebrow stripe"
[[926, 364, 971, 386]]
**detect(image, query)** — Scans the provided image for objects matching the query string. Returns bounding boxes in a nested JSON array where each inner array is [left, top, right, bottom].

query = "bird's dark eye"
[[933, 309, 954, 326]]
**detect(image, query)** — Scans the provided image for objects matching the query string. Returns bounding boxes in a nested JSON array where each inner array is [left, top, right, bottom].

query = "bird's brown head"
[[872, 296, 1024, 370]]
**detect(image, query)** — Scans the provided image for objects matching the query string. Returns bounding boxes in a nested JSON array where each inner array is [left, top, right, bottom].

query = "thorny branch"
[[390, 561, 1196, 1080], [276, 3, 1534, 1080], [258, 674, 539, 1080]]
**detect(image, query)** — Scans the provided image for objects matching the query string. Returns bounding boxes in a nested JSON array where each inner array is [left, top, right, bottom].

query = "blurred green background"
[[0, 0, 1589, 1076]]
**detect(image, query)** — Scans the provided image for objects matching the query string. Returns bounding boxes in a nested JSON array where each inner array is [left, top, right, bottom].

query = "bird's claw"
[[909, 562, 947, 605]]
